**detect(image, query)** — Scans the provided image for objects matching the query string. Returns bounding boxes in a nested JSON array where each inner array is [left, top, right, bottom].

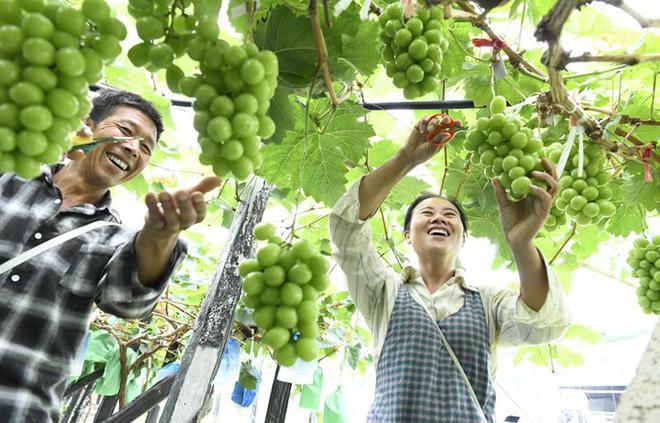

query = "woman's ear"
[[404, 230, 411, 245]]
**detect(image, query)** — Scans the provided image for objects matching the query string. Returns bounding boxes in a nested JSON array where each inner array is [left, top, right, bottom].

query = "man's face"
[[81, 106, 157, 188]]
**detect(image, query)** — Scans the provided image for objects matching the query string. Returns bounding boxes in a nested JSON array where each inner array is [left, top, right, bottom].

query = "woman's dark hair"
[[89, 89, 164, 141], [403, 193, 468, 235]]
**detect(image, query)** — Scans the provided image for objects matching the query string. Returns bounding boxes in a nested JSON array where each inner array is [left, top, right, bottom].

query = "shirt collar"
[[402, 265, 479, 292], [45, 163, 122, 222]]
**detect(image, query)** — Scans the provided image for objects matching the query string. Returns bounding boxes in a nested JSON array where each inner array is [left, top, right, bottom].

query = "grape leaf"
[[239, 362, 258, 390], [606, 203, 646, 236], [368, 140, 400, 167], [441, 23, 474, 80], [570, 225, 609, 262], [460, 64, 494, 108], [254, 7, 318, 89], [563, 324, 602, 344], [327, 6, 381, 78], [620, 170, 659, 212], [260, 100, 373, 205], [467, 211, 512, 269], [384, 176, 431, 209], [267, 88, 298, 144]]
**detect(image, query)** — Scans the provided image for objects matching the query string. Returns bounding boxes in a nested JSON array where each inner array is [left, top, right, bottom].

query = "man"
[[0, 89, 221, 422]]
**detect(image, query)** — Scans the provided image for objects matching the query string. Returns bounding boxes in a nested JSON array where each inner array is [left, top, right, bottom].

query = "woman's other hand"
[[493, 158, 559, 247]]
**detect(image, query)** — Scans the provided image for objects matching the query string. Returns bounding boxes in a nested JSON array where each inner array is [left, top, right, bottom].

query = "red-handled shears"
[[425, 113, 462, 147]]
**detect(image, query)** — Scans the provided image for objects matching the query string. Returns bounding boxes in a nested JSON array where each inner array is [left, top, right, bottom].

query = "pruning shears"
[[70, 135, 144, 153], [425, 113, 463, 147]]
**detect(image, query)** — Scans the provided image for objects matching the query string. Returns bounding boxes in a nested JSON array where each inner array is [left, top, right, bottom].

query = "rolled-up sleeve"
[[329, 180, 399, 327], [484, 255, 572, 346], [95, 234, 187, 320]]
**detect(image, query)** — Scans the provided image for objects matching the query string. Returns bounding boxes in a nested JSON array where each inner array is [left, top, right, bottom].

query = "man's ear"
[[404, 230, 411, 245]]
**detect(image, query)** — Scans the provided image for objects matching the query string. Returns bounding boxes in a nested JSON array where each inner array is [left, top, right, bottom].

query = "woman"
[[329, 117, 572, 422]]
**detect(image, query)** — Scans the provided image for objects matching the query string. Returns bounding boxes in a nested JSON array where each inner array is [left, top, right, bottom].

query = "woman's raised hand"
[[399, 117, 449, 168]]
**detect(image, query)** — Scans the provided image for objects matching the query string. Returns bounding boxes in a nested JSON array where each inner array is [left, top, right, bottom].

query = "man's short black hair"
[[89, 89, 164, 141], [403, 193, 468, 235]]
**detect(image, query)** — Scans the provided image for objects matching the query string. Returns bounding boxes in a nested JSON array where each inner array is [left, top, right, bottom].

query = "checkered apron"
[[367, 285, 496, 422]]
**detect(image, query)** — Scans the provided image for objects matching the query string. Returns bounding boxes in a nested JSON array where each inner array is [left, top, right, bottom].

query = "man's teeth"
[[107, 153, 128, 171], [429, 229, 449, 236]]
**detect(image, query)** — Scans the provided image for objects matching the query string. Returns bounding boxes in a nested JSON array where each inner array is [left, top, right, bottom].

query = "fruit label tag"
[[333, 0, 353, 16], [277, 358, 317, 384], [359, 0, 372, 20], [492, 55, 507, 81]]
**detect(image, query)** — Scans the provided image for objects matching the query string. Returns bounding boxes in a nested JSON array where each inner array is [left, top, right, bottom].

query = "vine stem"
[[439, 147, 448, 194], [453, 0, 548, 80], [582, 105, 660, 127], [548, 344, 556, 374], [309, 0, 337, 107], [454, 156, 472, 199], [365, 151, 403, 268], [289, 68, 321, 243], [549, 223, 577, 265], [535, 0, 656, 166], [612, 128, 659, 163], [564, 53, 660, 66], [516, 0, 527, 51], [651, 71, 657, 118], [562, 64, 627, 80]]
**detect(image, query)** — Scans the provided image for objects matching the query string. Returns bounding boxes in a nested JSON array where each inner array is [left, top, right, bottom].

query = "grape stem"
[[364, 151, 404, 268], [582, 105, 660, 127], [451, 0, 549, 80], [536, 0, 659, 166], [549, 222, 576, 265], [563, 53, 660, 67], [289, 68, 322, 243], [453, 155, 472, 198], [309, 0, 338, 108]]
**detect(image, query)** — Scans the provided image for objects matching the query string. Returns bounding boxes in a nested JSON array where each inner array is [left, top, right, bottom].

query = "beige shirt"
[[329, 180, 572, 370]]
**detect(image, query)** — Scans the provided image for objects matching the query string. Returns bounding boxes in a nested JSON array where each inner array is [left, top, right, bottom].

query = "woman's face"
[[405, 197, 464, 260]]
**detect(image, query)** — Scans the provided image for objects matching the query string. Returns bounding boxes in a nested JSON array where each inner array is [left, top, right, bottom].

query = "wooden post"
[[102, 374, 176, 423], [159, 177, 272, 422]]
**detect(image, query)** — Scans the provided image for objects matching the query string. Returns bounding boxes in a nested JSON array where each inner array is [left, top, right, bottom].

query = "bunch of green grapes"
[[543, 205, 567, 231], [126, 0, 196, 72], [183, 41, 278, 180], [0, 0, 126, 178], [378, 3, 448, 99], [239, 223, 330, 367], [464, 96, 545, 200], [545, 141, 616, 226], [126, 1, 278, 180], [628, 236, 660, 315]]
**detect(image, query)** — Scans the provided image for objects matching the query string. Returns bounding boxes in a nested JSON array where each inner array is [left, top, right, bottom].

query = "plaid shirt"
[[0, 165, 186, 423]]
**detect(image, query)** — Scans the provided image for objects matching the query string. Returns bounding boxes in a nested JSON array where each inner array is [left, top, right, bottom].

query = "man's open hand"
[[142, 176, 223, 239]]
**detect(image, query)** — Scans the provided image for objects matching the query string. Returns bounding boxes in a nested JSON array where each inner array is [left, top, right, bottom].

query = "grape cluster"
[[464, 96, 545, 200], [126, 0, 278, 181], [545, 141, 616, 226], [0, 0, 125, 178], [543, 205, 567, 231], [126, 0, 194, 72], [184, 42, 278, 180], [239, 223, 329, 366], [628, 236, 660, 315], [378, 3, 448, 99]]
